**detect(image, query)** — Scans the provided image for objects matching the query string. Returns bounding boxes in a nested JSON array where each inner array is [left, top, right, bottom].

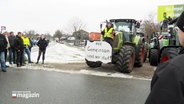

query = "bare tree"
[[24, 30, 36, 38], [141, 14, 160, 43], [44, 33, 52, 40], [66, 17, 86, 34], [53, 30, 63, 42]]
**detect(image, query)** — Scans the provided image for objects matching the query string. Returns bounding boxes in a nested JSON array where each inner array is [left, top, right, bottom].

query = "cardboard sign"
[[85, 41, 112, 63]]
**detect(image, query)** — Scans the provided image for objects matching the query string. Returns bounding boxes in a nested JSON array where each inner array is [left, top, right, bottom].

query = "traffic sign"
[[1, 26, 6, 30]]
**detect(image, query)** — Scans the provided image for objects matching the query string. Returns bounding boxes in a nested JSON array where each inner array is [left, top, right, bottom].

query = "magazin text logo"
[[12, 91, 39, 99]]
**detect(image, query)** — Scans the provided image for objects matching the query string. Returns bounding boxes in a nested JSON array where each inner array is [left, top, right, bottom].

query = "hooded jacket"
[[145, 48, 184, 104]]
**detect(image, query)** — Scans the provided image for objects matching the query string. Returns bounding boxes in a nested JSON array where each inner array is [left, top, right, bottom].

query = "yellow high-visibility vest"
[[104, 28, 114, 39], [21, 36, 30, 48]]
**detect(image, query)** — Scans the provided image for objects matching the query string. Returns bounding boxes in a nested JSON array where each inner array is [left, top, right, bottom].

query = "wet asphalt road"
[[0, 68, 150, 104]]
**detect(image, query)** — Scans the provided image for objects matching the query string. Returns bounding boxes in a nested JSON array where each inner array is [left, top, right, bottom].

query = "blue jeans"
[[22, 48, 31, 63], [0, 51, 6, 71], [9, 47, 16, 64]]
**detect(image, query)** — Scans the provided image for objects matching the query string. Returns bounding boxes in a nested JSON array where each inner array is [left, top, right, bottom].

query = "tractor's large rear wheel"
[[149, 49, 159, 66], [116, 45, 135, 73], [134, 44, 144, 67], [160, 47, 178, 63], [85, 59, 102, 68]]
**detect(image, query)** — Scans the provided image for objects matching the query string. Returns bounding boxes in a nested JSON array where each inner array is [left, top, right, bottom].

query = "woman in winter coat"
[[36, 35, 48, 64]]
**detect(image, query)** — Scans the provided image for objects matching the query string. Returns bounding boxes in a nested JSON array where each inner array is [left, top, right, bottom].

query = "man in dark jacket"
[[8, 31, 16, 64], [145, 11, 184, 104], [36, 34, 48, 64], [3, 32, 10, 67], [0, 33, 7, 72], [14, 32, 24, 67]]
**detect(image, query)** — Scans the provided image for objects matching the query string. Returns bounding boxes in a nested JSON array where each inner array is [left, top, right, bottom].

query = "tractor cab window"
[[113, 21, 133, 42], [113, 21, 131, 33], [113, 21, 136, 35]]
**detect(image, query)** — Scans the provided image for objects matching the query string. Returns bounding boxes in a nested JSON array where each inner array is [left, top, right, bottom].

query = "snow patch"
[[8, 42, 151, 81], [80, 70, 133, 79], [31, 42, 85, 63], [13, 64, 151, 80]]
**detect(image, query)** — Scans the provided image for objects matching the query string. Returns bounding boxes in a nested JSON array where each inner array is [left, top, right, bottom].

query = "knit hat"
[[176, 11, 184, 32]]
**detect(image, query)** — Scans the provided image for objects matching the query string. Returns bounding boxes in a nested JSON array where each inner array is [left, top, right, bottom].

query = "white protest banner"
[[85, 41, 112, 63]]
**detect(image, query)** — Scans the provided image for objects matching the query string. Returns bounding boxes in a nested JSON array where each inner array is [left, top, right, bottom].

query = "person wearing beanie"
[[145, 11, 184, 104]]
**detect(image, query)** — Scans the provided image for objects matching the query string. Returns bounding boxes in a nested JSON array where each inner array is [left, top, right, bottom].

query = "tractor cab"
[[107, 19, 142, 50]]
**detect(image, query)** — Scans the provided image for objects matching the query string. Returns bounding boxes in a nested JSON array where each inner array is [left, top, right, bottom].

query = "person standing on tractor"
[[145, 11, 184, 104], [101, 22, 115, 46]]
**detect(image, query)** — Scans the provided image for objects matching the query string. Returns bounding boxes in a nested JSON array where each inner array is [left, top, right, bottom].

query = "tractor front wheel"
[[149, 49, 159, 66], [116, 45, 135, 73]]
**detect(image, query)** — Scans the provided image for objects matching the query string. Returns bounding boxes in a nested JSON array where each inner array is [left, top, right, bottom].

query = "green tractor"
[[149, 18, 181, 66], [85, 19, 145, 73]]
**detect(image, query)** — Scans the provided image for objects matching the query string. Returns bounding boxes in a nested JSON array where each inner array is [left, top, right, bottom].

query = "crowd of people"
[[0, 32, 48, 72]]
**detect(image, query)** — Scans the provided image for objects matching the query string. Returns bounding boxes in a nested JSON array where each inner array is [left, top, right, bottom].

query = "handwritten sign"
[[85, 41, 112, 63]]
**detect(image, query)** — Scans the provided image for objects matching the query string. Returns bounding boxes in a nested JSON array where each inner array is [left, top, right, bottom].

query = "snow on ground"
[[12, 64, 150, 81], [6, 41, 152, 80], [31, 42, 85, 63]]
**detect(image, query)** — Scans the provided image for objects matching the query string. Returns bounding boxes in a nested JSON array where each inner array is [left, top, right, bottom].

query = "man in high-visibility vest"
[[21, 34, 33, 63], [101, 22, 115, 46]]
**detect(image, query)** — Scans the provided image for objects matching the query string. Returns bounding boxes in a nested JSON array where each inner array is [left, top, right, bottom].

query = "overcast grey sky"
[[0, 0, 183, 35]]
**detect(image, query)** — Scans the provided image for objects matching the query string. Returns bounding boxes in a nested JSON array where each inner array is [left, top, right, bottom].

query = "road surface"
[[0, 68, 150, 104]]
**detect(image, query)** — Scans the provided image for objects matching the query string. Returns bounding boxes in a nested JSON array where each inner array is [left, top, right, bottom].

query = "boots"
[[36, 60, 39, 64], [36, 60, 44, 64], [17, 64, 21, 67]]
